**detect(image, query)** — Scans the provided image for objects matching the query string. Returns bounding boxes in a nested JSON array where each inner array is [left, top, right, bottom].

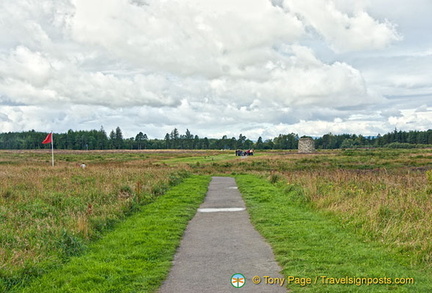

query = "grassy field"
[[0, 148, 431, 292], [18, 175, 210, 292], [187, 149, 432, 268], [0, 150, 199, 291], [237, 174, 431, 292]]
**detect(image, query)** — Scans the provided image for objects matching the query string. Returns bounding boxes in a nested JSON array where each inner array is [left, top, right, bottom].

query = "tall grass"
[[237, 174, 431, 292], [224, 149, 432, 268], [17, 175, 211, 293], [282, 168, 432, 266], [1, 148, 431, 291], [0, 151, 190, 291], [191, 148, 432, 267]]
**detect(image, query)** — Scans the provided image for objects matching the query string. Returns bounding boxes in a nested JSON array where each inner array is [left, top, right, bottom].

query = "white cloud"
[[387, 108, 432, 131], [69, 0, 304, 78], [0, 46, 53, 86], [0, 46, 181, 107], [279, 0, 401, 52], [0, 0, 430, 140], [205, 44, 381, 110]]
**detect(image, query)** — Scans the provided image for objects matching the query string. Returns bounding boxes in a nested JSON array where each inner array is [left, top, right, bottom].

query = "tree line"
[[0, 127, 431, 150]]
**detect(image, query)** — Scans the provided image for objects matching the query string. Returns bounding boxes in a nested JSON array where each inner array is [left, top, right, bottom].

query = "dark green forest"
[[0, 127, 431, 150]]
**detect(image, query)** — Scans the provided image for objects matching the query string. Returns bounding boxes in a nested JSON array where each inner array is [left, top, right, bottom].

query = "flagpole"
[[51, 132, 54, 167]]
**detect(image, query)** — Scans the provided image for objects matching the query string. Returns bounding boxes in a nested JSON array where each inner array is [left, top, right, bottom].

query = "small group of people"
[[235, 149, 254, 156]]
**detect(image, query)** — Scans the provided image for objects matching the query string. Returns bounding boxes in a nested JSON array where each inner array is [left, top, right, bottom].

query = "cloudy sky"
[[0, 0, 431, 140]]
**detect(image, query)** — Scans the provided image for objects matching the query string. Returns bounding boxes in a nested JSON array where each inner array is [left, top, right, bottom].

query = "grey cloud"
[[380, 109, 402, 118], [0, 112, 10, 122], [415, 105, 429, 112], [0, 0, 430, 139]]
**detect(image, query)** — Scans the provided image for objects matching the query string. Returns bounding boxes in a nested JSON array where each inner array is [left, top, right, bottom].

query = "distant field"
[[1, 148, 431, 291]]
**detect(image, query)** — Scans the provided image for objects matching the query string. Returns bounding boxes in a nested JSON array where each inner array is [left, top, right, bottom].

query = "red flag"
[[42, 133, 53, 144]]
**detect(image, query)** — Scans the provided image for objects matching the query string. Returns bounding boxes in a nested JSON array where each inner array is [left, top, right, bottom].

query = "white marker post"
[[50, 132, 54, 167], [42, 132, 54, 166]]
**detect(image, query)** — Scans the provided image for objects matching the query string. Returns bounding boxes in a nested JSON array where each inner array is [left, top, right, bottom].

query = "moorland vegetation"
[[0, 147, 431, 291]]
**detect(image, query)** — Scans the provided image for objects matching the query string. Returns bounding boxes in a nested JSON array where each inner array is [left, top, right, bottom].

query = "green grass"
[[0, 160, 191, 290], [12, 175, 211, 293], [236, 174, 432, 292], [161, 150, 268, 166], [161, 152, 234, 165], [2, 149, 431, 292]]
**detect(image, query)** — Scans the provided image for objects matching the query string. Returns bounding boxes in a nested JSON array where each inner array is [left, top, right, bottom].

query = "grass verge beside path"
[[15, 175, 211, 293], [236, 174, 431, 292]]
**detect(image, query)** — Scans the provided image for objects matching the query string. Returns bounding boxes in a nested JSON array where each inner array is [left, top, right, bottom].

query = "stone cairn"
[[298, 137, 315, 153]]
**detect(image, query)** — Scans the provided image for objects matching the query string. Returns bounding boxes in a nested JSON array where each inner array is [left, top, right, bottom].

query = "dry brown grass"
[[188, 148, 432, 266], [237, 150, 432, 267], [1, 148, 431, 286], [0, 150, 191, 281], [280, 169, 431, 263]]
